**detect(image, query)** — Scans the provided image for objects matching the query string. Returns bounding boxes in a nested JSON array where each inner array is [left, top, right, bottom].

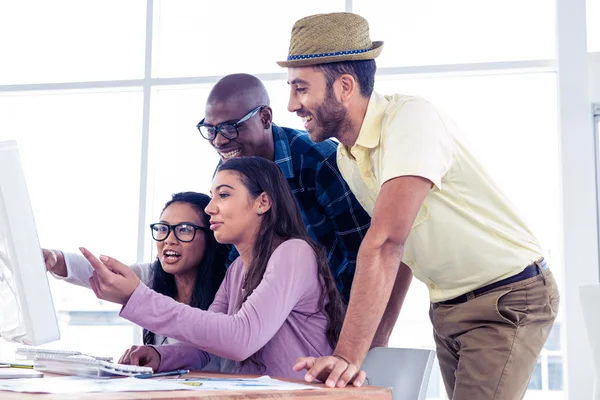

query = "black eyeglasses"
[[149, 223, 210, 243], [196, 105, 266, 141]]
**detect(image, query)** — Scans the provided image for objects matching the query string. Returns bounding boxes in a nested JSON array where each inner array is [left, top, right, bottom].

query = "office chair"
[[580, 284, 600, 400], [361, 347, 436, 400]]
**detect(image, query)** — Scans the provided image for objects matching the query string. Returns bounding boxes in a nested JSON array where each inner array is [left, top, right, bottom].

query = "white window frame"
[[596, 103, 600, 252], [556, 0, 599, 398], [0, 1, 596, 398]]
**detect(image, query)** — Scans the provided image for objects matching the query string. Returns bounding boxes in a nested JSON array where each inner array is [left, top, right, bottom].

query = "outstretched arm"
[[151, 269, 232, 371], [45, 249, 151, 287], [80, 240, 317, 362]]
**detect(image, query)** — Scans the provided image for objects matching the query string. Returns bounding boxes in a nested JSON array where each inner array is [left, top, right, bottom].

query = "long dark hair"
[[143, 192, 229, 345], [217, 157, 346, 370]]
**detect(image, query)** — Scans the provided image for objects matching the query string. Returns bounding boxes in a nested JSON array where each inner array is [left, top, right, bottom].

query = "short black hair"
[[312, 59, 376, 98]]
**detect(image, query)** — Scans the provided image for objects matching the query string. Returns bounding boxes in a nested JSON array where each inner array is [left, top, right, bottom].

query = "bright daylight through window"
[[0, 0, 589, 398]]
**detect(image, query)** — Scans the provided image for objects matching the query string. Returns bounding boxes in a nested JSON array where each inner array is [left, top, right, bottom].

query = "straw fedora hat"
[[277, 12, 383, 68]]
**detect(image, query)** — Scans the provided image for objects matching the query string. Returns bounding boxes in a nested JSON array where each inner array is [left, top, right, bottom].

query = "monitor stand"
[[0, 250, 27, 347]]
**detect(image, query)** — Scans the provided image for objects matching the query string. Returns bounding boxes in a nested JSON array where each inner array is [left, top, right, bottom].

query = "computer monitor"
[[0, 140, 60, 346]]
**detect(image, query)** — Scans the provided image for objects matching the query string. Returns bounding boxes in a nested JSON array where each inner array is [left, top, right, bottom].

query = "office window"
[[548, 356, 564, 391], [0, 90, 142, 260], [354, 0, 555, 67], [152, 0, 345, 77], [144, 85, 218, 258], [528, 360, 543, 390], [0, 3, 573, 397], [522, 324, 564, 398], [0, 1, 146, 84], [544, 323, 562, 352], [0, 90, 142, 360], [262, 81, 306, 131]]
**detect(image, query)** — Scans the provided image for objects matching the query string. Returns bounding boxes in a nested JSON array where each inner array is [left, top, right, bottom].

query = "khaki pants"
[[430, 268, 560, 400]]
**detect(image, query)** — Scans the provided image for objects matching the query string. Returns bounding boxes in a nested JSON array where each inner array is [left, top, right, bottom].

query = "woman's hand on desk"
[[119, 345, 161, 371], [79, 247, 141, 305]]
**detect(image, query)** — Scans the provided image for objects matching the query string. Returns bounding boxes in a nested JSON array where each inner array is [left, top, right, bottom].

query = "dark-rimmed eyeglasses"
[[149, 223, 209, 243], [196, 105, 266, 141]]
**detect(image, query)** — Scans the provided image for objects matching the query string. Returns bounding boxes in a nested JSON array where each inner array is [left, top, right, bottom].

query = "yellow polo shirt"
[[337, 92, 543, 302]]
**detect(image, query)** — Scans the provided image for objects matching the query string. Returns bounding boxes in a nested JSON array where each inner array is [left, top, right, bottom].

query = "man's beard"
[[310, 87, 351, 143]]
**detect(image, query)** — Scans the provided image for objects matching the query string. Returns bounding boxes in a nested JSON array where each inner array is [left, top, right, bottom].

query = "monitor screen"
[[0, 140, 60, 346]]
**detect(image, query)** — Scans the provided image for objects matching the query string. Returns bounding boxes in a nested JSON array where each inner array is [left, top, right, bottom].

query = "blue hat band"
[[287, 48, 371, 61]]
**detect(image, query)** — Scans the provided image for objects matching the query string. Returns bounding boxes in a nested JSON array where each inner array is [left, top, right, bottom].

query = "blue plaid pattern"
[[224, 124, 371, 302]]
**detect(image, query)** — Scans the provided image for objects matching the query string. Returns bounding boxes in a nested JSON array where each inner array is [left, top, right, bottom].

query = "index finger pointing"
[[79, 247, 114, 279], [96, 255, 130, 277]]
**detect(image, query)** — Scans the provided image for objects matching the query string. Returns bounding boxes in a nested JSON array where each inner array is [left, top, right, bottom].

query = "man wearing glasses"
[[195, 73, 378, 311]]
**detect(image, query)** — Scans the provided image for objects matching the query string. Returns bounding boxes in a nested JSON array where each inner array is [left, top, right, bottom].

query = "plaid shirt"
[[223, 124, 371, 301]]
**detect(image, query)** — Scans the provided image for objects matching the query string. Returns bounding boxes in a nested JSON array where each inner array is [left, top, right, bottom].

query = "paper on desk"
[[0, 376, 196, 393], [0, 375, 319, 394], [180, 375, 319, 391]]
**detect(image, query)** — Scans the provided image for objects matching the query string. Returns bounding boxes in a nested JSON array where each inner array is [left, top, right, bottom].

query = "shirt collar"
[[353, 91, 387, 150], [272, 123, 295, 179]]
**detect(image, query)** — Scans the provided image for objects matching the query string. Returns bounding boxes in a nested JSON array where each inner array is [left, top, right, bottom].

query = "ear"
[[338, 74, 357, 103], [255, 192, 272, 215], [260, 106, 273, 129]]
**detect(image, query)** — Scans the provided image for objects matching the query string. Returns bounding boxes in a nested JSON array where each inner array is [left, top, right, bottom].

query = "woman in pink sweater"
[[80, 156, 346, 379]]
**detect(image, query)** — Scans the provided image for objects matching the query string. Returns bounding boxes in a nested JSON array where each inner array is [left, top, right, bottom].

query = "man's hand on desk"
[[79, 247, 140, 305], [293, 355, 367, 388], [119, 345, 161, 371]]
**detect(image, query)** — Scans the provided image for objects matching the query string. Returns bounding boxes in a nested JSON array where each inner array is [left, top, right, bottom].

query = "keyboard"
[[32, 354, 153, 378], [16, 347, 113, 362]]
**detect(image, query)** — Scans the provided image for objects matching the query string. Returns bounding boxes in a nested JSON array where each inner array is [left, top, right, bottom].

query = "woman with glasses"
[[43, 192, 229, 364], [77, 157, 348, 380]]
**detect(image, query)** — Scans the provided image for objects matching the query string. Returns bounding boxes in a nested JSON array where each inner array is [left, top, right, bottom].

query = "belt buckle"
[[533, 257, 548, 285], [534, 257, 546, 270]]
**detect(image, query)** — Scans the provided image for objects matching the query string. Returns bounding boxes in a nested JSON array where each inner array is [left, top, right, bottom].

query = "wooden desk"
[[1, 371, 392, 400]]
